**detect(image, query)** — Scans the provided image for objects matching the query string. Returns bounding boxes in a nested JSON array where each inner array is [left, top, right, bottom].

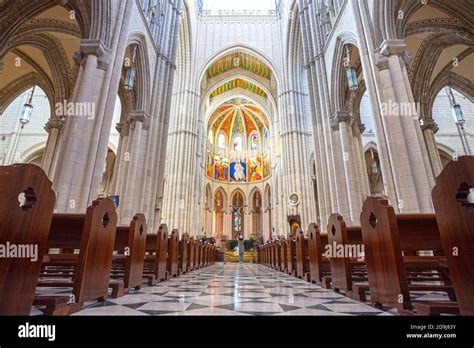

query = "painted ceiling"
[[206, 52, 272, 80], [208, 97, 269, 143], [210, 78, 268, 101]]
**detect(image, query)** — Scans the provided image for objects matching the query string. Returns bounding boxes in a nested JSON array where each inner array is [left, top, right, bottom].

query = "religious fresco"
[[214, 156, 229, 182], [263, 154, 271, 177], [263, 128, 268, 148], [207, 98, 271, 183], [248, 156, 263, 182], [230, 160, 247, 182], [206, 151, 214, 178]]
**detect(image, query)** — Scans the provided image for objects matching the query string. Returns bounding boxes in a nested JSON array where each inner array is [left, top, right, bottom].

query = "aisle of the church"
[[69, 264, 397, 316]]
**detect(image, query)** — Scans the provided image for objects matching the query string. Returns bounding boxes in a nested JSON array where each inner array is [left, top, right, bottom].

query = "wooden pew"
[[279, 236, 288, 273], [327, 214, 368, 301], [267, 240, 273, 268], [109, 214, 147, 297], [178, 233, 189, 274], [295, 230, 311, 281], [0, 164, 56, 315], [143, 225, 168, 285], [198, 241, 205, 268], [286, 234, 296, 276], [273, 240, 280, 269], [307, 224, 331, 288], [274, 239, 282, 271], [203, 242, 209, 267], [193, 239, 200, 270], [361, 197, 456, 314], [37, 198, 118, 314], [167, 230, 179, 277], [187, 236, 195, 271], [261, 241, 268, 266], [429, 156, 474, 315]]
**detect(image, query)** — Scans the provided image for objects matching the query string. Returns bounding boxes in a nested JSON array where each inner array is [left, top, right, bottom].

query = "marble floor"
[[66, 263, 402, 316]]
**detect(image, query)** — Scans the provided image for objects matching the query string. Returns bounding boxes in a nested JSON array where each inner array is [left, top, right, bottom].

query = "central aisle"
[[73, 263, 396, 316]]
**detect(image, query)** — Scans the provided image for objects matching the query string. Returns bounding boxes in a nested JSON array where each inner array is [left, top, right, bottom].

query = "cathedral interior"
[[0, 0, 473, 331]]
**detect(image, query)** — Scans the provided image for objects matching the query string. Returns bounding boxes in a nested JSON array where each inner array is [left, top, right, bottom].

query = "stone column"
[[223, 210, 232, 240], [245, 209, 253, 239], [298, 0, 341, 228], [206, 209, 213, 236], [352, 122, 371, 201], [42, 118, 64, 179], [53, 0, 133, 212], [373, 40, 433, 212], [146, 2, 183, 231], [279, 90, 316, 232], [352, 0, 434, 213], [331, 110, 364, 224], [113, 110, 150, 225], [263, 209, 270, 241], [422, 119, 443, 178]]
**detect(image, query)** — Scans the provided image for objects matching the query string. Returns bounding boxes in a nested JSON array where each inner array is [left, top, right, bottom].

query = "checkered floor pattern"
[[32, 263, 452, 316]]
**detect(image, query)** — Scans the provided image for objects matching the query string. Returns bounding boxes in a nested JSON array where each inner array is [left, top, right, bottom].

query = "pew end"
[[0, 164, 56, 315]]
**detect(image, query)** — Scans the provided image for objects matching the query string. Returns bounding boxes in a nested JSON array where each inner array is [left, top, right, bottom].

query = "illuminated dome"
[[206, 97, 271, 183]]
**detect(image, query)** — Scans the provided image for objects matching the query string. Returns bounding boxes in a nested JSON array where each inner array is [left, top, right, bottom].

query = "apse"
[[206, 97, 271, 184]]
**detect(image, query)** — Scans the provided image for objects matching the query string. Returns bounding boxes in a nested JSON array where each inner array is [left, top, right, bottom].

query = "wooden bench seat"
[[37, 198, 118, 315], [361, 197, 456, 315], [327, 214, 367, 300], [178, 233, 189, 274], [167, 230, 179, 277], [0, 164, 56, 315], [307, 224, 331, 288], [109, 214, 147, 297], [295, 231, 311, 281], [431, 156, 473, 315], [286, 235, 297, 277], [143, 225, 168, 285]]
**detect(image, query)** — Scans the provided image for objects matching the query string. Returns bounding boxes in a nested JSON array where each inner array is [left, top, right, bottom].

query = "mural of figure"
[[230, 160, 247, 182], [234, 163, 245, 181], [248, 156, 263, 182]]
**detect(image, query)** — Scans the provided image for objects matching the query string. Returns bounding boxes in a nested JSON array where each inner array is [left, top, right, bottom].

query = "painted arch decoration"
[[210, 78, 268, 101], [206, 52, 273, 80]]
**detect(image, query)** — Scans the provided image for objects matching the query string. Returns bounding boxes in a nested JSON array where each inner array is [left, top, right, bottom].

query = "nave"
[[53, 263, 399, 316]]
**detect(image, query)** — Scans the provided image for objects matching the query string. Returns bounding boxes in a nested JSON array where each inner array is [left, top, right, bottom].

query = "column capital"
[[116, 122, 129, 137], [127, 110, 151, 131], [378, 39, 412, 68], [421, 118, 439, 133], [44, 117, 65, 132], [330, 110, 353, 131], [73, 39, 111, 70], [379, 39, 407, 57]]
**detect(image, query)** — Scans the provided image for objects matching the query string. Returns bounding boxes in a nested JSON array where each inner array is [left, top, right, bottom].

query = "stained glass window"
[[250, 133, 258, 150], [233, 208, 241, 233], [233, 136, 243, 152], [218, 132, 226, 149], [208, 129, 214, 145]]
